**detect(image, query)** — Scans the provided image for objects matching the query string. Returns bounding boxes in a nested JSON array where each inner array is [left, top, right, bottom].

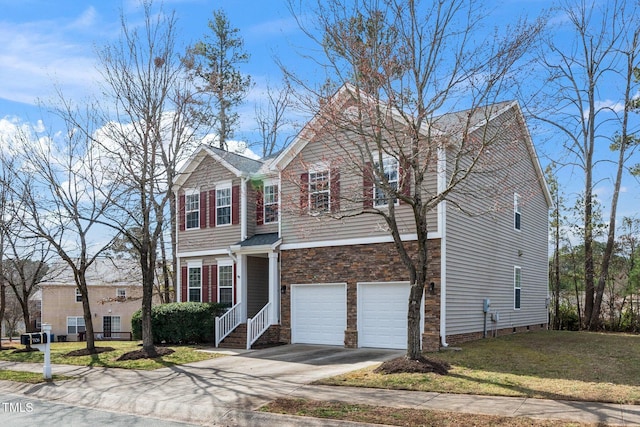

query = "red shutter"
[[330, 168, 340, 213], [181, 266, 187, 302], [211, 265, 218, 303], [363, 162, 373, 208], [199, 191, 207, 228], [232, 185, 240, 225], [179, 194, 186, 231], [256, 186, 264, 225], [300, 173, 309, 213], [400, 159, 412, 199], [202, 264, 210, 303], [209, 189, 216, 227]]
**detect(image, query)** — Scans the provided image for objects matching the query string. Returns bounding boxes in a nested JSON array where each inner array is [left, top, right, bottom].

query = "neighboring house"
[[174, 86, 552, 351], [40, 258, 145, 341]]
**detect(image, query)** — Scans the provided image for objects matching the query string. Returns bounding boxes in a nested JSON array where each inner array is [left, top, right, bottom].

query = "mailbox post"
[[41, 324, 51, 379], [20, 323, 52, 380]]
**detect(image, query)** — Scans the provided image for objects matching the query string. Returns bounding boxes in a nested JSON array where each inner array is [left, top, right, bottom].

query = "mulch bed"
[[116, 346, 174, 361], [65, 347, 115, 357], [11, 347, 41, 353], [0, 346, 17, 352], [374, 356, 450, 375]]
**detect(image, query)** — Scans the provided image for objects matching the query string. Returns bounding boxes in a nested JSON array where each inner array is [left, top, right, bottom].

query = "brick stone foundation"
[[280, 240, 441, 349], [445, 322, 549, 347]]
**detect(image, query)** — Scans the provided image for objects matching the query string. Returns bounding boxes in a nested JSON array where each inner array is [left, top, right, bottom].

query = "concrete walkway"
[[0, 345, 638, 426]]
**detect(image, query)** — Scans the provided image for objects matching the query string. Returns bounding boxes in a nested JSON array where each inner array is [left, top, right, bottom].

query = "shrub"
[[131, 302, 227, 344], [557, 303, 580, 331]]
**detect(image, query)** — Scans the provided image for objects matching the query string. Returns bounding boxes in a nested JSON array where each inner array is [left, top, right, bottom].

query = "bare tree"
[[185, 9, 252, 150], [255, 81, 296, 157], [285, 0, 543, 359], [7, 100, 124, 354], [94, 1, 201, 356], [534, 0, 640, 329]]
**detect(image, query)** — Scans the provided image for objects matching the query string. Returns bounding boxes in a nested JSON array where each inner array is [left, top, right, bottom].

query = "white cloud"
[[0, 9, 104, 106]]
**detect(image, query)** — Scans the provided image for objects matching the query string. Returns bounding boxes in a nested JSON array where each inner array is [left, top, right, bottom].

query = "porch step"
[[218, 323, 247, 349]]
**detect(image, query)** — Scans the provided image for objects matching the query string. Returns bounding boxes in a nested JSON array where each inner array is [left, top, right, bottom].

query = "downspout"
[[438, 145, 449, 348], [175, 191, 181, 303]]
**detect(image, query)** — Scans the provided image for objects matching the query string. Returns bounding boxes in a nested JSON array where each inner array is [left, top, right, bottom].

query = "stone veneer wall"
[[279, 239, 442, 351]]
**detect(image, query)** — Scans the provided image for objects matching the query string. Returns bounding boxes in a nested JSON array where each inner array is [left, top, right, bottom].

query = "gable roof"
[[175, 145, 265, 190], [272, 84, 552, 209], [41, 258, 141, 287]]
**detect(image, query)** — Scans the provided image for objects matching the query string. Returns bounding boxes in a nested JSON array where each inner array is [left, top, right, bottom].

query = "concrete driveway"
[[0, 344, 403, 426]]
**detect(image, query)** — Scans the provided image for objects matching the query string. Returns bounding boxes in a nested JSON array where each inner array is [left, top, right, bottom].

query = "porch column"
[[268, 252, 279, 323], [237, 254, 247, 321]]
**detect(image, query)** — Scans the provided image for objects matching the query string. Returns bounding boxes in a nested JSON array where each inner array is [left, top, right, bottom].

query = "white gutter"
[[175, 191, 181, 303], [438, 144, 449, 348]]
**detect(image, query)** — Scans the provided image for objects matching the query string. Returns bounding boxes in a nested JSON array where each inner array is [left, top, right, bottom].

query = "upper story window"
[[185, 191, 200, 230], [216, 184, 232, 226], [117, 288, 126, 299], [374, 154, 399, 207], [75, 288, 82, 302], [514, 193, 521, 230], [309, 170, 330, 213], [264, 183, 279, 224]]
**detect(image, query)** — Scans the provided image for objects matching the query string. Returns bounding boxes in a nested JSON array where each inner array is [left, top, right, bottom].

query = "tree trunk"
[[407, 280, 425, 360], [78, 275, 96, 353], [140, 248, 157, 356], [0, 283, 5, 349]]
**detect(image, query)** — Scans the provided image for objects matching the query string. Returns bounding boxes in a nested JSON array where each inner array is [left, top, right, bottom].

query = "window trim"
[[373, 152, 400, 208], [514, 193, 521, 231], [75, 288, 82, 303], [185, 189, 200, 230], [216, 182, 232, 226], [187, 261, 202, 302], [308, 169, 330, 214], [514, 266, 522, 310], [67, 316, 86, 335], [263, 179, 279, 224], [217, 261, 234, 306]]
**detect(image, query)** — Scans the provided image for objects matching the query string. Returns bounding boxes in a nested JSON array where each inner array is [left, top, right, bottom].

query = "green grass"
[[0, 369, 73, 384], [261, 397, 597, 427], [316, 331, 640, 404], [0, 341, 224, 370]]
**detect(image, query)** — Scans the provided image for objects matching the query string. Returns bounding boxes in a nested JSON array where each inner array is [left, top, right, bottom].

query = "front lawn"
[[0, 341, 223, 370], [315, 331, 640, 404], [0, 369, 73, 384]]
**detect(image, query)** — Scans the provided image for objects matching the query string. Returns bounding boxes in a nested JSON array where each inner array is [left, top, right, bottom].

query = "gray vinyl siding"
[[280, 130, 438, 245], [178, 156, 241, 252], [247, 256, 269, 317], [444, 107, 549, 336]]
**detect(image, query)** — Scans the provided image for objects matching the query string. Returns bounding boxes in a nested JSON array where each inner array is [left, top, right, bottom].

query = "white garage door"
[[358, 282, 414, 349], [291, 283, 346, 345]]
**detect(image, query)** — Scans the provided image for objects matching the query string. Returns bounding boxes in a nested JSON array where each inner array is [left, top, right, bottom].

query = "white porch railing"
[[246, 302, 272, 350], [215, 303, 242, 347]]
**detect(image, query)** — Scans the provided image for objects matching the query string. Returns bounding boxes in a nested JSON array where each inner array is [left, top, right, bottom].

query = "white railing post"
[[246, 302, 272, 349], [215, 303, 242, 347]]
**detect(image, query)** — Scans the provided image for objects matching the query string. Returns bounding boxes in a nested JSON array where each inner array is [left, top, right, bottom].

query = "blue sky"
[[0, 0, 637, 233]]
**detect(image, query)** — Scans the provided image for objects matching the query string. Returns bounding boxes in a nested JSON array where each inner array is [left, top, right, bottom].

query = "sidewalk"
[[0, 352, 639, 426]]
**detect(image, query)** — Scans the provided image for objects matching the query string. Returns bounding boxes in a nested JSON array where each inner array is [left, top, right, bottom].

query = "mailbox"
[[20, 332, 48, 346]]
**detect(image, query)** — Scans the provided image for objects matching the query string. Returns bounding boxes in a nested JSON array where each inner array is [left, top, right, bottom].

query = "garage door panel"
[[358, 282, 412, 349], [292, 284, 346, 346]]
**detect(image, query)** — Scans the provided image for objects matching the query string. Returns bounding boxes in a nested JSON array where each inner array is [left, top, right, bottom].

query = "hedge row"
[[131, 302, 227, 344]]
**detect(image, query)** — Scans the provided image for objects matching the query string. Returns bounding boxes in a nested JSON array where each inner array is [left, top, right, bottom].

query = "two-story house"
[[174, 85, 552, 351], [41, 258, 145, 341]]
